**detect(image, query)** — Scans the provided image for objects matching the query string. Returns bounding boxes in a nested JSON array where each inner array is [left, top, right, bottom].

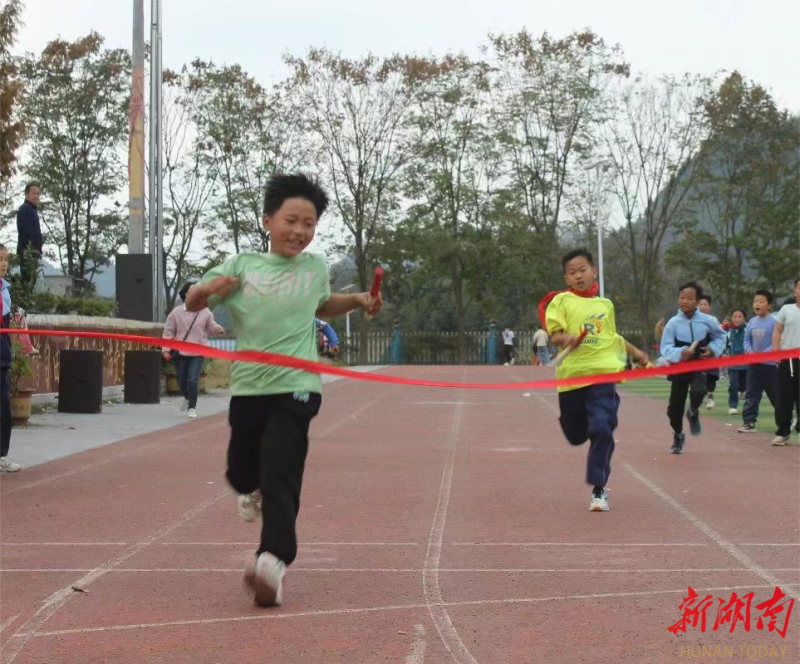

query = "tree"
[[0, 0, 24, 183], [286, 48, 414, 362], [160, 68, 218, 309], [19, 33, 130, 290], [401, 54, 500, 362], [188, 60, 309, 257], [602, 74, 710, 344], [666, 73, 799, 306], [489, 29, 628, 247]]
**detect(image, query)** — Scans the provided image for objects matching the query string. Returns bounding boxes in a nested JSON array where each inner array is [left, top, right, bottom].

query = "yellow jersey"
[[545, 291, 628, 392]]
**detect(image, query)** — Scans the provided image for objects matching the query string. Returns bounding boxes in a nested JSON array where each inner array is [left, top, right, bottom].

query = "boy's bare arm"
[[772, 321, 783, 352], [316, 292, 383, 318], [185, 276, 238, 312], [625, 340, 650, 365]]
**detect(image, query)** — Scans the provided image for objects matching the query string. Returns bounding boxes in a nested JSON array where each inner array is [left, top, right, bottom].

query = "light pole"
[[340, 284, 356, 365], [584, 160, 612, 298]]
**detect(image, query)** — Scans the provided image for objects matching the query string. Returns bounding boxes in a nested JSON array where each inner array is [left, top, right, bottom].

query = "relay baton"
[[364, 266, 384, 320], [553, 329, 588, 367]]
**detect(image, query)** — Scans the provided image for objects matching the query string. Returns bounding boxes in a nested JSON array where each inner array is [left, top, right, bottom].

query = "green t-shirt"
[[201, 252, 331, 396]]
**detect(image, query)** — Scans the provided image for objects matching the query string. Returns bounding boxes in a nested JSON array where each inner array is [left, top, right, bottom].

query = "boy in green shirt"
[[187, 173, 382, 607], [544, 249, 648, 512]]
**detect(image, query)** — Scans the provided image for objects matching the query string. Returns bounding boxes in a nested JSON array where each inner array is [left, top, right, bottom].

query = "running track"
[[1, 366, 798, 663]]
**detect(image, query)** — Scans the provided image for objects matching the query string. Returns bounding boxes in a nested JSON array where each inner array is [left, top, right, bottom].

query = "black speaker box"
[[124, 350, 161, 404], [58, 350, 103, 414], [116, 254, 153, 322]]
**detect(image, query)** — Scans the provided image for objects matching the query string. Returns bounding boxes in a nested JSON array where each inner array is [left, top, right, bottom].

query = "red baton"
[[365, 267, 384, 319]]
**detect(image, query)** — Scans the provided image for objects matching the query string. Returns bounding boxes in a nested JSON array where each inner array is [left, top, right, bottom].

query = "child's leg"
[[760, 365, 779, 409], [185, 356, 204, 409], [258, 393, 322, 566], [774, 360, 798, 437], [667, 380, 690, 433], [1, 368, 12, 458], [742, 367, 763, 424], [558, 387, 589, 446], [728, 370, 740, 409], [226, 396, 267, 496], [584, 384, 619, 487], [688, 372, 707, 413]]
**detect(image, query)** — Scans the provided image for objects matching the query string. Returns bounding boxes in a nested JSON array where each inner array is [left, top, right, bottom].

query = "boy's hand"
[[356, 290, 383, 316], [213, 324, 225, 336], [680, 349, 695, 361], [699, 347, 713, 358], [633, 350, 650, 366]]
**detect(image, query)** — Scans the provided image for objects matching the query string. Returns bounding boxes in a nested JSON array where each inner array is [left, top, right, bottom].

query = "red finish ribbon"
[[2, 328, 799, 391]]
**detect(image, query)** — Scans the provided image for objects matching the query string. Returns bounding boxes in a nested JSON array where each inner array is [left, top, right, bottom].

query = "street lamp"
[[340, 284, 356, 365], [584, 159, 612, 298]]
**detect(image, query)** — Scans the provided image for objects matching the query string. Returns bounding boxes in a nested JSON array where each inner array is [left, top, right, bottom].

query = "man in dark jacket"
[[16, 182, 43, 289]]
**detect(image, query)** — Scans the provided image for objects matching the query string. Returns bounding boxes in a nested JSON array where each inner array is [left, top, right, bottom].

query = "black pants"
[[667, 373, 707, 434], [706, 372, 719, 395], [776, 359, 800, 437], [226, 393, 321, 565], [503, 345, 514, 363], [1, 368, 11, 457], [742, 364, 778, 426], [558, 383, 619, 487]]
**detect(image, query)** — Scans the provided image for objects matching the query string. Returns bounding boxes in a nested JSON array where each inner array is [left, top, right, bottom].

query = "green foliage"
[[19, 32, 130, 283], [0, 0, 24, 183], [9, 336, 33, 396]]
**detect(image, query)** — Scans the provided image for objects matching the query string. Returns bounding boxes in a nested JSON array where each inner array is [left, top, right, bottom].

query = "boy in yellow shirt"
[[544, 249, 649, 511]]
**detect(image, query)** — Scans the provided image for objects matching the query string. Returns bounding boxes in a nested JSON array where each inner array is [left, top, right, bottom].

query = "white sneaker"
[[237, 491, 262, 522], [503, 362, 509, 366], [510, 358, 515, 366], [706, 396, 715, 410], [179, 398, 189, 412], [771, 435, 790, 446], [589, 488, 610, 512], [0, 457, 21, 473], [244, 552, 285, 606], [728, 408, 737, 415], [187, 408, 197, 419]]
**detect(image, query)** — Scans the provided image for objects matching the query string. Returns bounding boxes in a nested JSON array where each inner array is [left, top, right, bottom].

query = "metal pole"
[[597, 212, 605, 298], [148, 0, 164, 321], [128, 0, 145, 254], [155, 0, 164, 322]]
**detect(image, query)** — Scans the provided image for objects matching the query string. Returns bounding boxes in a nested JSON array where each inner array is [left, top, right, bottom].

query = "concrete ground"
[[6, 368, 385, 470]]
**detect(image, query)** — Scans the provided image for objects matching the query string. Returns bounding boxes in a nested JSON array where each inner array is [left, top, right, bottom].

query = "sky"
[[13, 0, 800, 112]]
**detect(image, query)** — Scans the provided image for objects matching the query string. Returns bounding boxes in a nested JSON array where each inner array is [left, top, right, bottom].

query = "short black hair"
[[561, 248, 594, 272], [731, 308, 747, 319], [263, 173, 329, 219], [25, 182, 39, 194], [0, 242, 7, 251], [754, 289, 773, 305], [794, 278, 800, 287], [178, 281, 196, 302], [678, 280, 703, 299], [699, 294, 712, 305]]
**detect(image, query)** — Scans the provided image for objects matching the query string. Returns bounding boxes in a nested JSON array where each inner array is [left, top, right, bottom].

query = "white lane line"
[[625, 463, 799, 600], [452, 542, 708, 547], [405, 624, 427, 664], [0, 425, 224, 497], [0, 489, 228, 664], [423, 399, 477, 664], [15, 583, 799, 639], [738, 544, 800, 547], [3, 567, 799, 574], [0, 615, 20, 634], [159, 542, 419, 547]]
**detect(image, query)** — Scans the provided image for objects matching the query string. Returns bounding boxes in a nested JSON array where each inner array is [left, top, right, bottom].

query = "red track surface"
[[1, 366, 798, 663]]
